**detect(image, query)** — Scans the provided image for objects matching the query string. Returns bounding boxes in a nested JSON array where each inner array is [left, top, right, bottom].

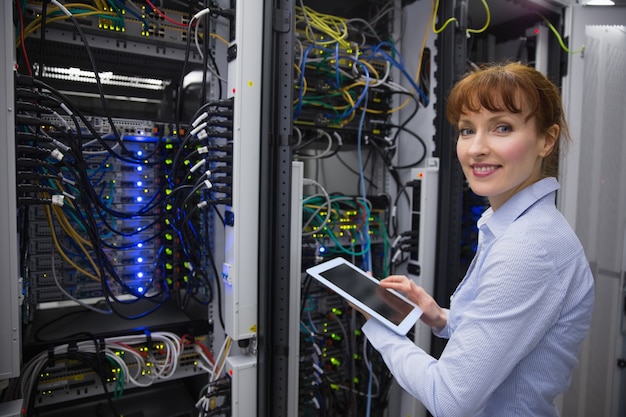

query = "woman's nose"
[[467, 131, 488, 156]]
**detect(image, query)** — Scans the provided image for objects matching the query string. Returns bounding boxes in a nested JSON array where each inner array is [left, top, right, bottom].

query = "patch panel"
[[33, 334, 211, 408], [298, 278, 390, 417], [24, 1, 199, 47]]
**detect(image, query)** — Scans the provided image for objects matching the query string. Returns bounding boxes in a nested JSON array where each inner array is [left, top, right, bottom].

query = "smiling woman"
[[446, 62, 569, 181], [446, 63, 564, 210], [354, 62, 595, 417]]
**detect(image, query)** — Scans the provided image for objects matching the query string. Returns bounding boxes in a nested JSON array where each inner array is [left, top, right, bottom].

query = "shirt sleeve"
[[432, 308, 450, 339], [363, 235, 566, 417]]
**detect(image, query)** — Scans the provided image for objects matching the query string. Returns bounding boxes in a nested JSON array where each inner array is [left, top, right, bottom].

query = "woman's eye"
[[459, 127, 473, 136], [495, 125, 512, 133]]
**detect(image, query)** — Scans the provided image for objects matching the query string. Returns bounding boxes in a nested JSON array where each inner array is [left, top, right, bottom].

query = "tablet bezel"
[[306, 257, 422, 335]]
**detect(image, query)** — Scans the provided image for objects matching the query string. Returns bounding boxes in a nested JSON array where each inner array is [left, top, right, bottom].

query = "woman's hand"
[[380, 275, 447, 330]]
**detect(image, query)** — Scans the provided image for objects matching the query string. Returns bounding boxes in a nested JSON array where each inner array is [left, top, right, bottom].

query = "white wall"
[[560, 5, 626, 417]]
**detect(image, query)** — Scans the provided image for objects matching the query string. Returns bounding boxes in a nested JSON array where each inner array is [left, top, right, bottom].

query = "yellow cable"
[[537, 13, 585, 54], [50, 205, 100, 276], [467, 0, 491, 34], [432, 0, 457, 34], [209, 32, 229, 46], [296, 5, 350, 49], [432, 0, 491, 35], [45, 205, 101, 282]]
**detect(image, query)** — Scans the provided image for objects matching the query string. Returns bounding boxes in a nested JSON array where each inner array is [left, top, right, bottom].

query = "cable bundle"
[[13, 331, 216, 416]]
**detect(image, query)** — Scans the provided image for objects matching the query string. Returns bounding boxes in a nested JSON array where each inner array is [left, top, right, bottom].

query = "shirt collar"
[[477, 177, 560, 238]]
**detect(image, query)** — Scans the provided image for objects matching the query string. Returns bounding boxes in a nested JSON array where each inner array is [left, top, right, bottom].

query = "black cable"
[[48, 9, 133, 158], [387, 123, 427, 169], [335, 151, 377, 190], [17, 75, 143, 165], [175, 17, 197, 143]]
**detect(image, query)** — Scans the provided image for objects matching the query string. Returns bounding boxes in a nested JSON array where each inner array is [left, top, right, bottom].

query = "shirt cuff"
[[431, 308, 450, 339], [362, 318, 397, 347]]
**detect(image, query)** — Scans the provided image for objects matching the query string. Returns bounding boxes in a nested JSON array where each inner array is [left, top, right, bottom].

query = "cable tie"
[[192, 112, 208, 127], [191, 121, 207, 136], [312, 362, 324, 375], [60, 102, 73, 116], [197, 146, 209, 154], [312, 397, 321, 409], [391, 249, 402, 263], [52, 111, 71, 131], [196, 201, 208, 209], [50, 148, 64, 161], [314, 372, 322, 385], [59, 173, 75, 186], [51, 194, 64, 207], [190, 159, 206, 173], [204, 179, 213, 190], [51, 139, 70, 153], [62, 191, 76, 200], [197, 130, 208, 140]]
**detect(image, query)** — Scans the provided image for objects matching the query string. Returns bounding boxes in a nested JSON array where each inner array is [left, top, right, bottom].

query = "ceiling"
[[466, 0, 567, 41], [469, 0, 626, 29], [468, 0, 559, 29]]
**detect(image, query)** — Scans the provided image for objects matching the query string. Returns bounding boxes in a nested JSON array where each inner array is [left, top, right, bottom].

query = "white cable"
[[192, 8, 228, 84], [301, 178, 332, 236]]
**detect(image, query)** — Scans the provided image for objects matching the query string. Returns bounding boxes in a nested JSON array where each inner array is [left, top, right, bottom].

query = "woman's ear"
[[539, 124, 559, 157]]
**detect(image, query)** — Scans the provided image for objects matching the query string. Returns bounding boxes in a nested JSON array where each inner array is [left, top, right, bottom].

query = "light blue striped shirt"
[[363, 177, 594, 417]]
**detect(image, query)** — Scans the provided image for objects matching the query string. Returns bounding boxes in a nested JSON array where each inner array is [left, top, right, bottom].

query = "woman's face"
[[456, 107, 556, 211]]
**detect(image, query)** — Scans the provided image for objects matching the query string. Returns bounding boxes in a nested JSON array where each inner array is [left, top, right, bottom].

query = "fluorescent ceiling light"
[[584, 0, 615, 5]]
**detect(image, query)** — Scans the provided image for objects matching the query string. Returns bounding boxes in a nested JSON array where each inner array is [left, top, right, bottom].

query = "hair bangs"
[[446, 69, 539, 126]]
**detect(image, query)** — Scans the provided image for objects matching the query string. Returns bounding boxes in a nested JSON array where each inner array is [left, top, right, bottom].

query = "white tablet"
[[306, 257, 422, 335]]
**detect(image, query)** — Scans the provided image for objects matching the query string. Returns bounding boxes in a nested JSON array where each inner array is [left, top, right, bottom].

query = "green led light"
[[330, 357, 341, 366]]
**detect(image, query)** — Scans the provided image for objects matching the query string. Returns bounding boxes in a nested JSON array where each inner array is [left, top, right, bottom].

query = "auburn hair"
[[446, 62, 570, 178]]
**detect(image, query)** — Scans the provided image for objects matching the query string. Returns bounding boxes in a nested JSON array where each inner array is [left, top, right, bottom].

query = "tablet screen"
[[318, 263, 415, 326]]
